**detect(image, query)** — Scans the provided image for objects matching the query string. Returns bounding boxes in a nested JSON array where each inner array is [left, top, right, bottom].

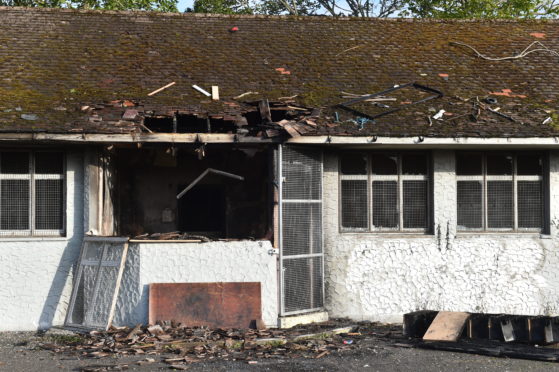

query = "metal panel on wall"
[[279, 145, 323, 315]]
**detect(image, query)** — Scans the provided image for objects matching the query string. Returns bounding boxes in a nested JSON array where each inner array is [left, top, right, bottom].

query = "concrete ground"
[[2, 332, 559, 372]]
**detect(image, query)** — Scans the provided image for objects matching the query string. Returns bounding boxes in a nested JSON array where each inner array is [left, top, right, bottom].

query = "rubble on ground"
[[39, 320, 401, 370]]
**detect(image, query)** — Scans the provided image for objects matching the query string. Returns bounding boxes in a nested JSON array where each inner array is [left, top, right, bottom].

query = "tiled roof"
[[0, 7, 558, 137]]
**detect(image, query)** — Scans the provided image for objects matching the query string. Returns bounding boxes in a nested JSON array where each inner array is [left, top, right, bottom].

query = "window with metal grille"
[[456, 152, 544, 232], [0, 151, 65, 236], [340, 152, 430, 232]]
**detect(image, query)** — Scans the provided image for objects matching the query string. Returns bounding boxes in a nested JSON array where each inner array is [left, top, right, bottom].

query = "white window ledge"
[[0, 237, 69, 242]]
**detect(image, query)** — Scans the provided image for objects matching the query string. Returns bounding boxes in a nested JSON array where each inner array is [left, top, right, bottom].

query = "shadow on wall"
[[37, 158, 84, 330]]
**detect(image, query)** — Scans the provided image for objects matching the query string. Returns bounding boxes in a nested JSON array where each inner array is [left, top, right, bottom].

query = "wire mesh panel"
[[283, 256, 323, 313], [403, 180, 427, 229], [282, 203, 322, 255], [282, 147, 321, 200], [340, 180, 368, 229], [456, 152, 544, 232], [280, 146, 323, 315], [341, 153, 429, 232], [372, 180, 398, 229], [457, 181, 483, 229], [1, 179, 30, 231], [487, 181, 513, 229], [518, 181, 542, 229], [65, 237, 129, 330], [0, 151, 64, 236]]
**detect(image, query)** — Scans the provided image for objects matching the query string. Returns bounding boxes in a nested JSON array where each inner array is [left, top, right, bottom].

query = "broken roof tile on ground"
[[0, 7, 557, 138]]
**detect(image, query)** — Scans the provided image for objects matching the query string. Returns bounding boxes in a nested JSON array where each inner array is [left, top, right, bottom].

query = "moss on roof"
[[0, 7, 557, 136]]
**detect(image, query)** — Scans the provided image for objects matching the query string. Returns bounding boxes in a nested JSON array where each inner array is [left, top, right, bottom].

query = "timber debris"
[[40, 321, 386, 370], [401, 311, 559, 362]]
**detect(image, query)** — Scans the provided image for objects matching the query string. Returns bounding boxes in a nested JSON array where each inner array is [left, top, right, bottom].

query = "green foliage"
[[259, 0, 320, 15], [47, 333, 84, 345], [0, 0, 178, 12], [403, 0, 559, 18], [191, 0, 558, 17], [192, 0, 320, 14], [192, 0, 253, 14]]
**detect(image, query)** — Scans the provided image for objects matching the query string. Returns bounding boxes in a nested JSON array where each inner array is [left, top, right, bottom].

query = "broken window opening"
[[116, 145, 271, 241]]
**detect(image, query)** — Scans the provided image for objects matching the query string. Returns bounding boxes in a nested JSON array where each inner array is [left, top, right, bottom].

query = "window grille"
[[456, 152, 543, 232], [340, 152, 429, 232], [0, 151, 65, 236]]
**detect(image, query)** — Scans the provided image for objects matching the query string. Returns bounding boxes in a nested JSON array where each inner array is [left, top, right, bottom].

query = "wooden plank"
[[211, 86, 219, 100], [403, 310, 438, 338], [423, 312, 470, 342], [258, 99, 272, 123], [411, 339, 559, 362], [106, 241, 129, 330], [283, 124, 301, 138], [128, 239, 202, 243], [148, 282, 262, 328]]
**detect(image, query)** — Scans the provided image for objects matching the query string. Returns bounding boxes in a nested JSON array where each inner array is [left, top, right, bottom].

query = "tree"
[[191, 0, 559, 17], [191, 0, 404, 16], [191, 0, 321, 15], [404, 0, 559, 18], [0, 0, 178, 12], [318, 0, 405, 16]]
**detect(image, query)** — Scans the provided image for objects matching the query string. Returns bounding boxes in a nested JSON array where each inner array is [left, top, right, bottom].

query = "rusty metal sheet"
[[148, 282, 262, 328]]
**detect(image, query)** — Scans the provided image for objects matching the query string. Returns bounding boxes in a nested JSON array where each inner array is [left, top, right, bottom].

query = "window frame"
[[0, 150, 66, 237], [338, 151, 431, 234], [456, 151, 545, 233]]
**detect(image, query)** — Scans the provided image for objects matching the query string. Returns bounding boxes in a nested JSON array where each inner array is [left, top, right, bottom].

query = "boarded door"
[[280, 145, 323, 315]]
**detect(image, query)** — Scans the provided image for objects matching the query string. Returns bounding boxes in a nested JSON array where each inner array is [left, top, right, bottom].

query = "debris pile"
[[400, 311, 559, 362], [131, 232, 213, 242], [40, 321, 393, 369]]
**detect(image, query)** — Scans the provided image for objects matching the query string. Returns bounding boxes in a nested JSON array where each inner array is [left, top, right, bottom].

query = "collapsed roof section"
[[72, 99, 319, 139], [0, 8, 558, 138]]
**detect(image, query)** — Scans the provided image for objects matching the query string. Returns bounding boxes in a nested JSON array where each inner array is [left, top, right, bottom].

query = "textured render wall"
[[0, 151, 84, 331], [324, 150, 559, 323], [114, 240, 278, 327]]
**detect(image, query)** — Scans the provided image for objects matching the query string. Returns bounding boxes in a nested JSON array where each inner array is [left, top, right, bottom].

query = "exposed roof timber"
[[0, 133, 278, 144]]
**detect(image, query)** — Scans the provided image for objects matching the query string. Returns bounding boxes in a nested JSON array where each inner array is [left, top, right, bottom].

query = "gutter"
[[286, 136, 559, 148]]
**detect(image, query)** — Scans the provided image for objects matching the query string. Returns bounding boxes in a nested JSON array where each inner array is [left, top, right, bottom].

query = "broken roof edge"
[[1, 6, 558, 24], [0, 132, 279, 144]]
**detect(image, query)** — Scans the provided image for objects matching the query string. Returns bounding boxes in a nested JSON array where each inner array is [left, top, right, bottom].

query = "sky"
[[178, 0, 194, 11]]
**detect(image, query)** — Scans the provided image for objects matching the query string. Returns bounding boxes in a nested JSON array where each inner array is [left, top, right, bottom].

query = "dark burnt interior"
[[115, 145, 271, 240]]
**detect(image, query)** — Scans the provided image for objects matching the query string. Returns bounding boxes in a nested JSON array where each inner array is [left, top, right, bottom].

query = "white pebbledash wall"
[[0, 151, 84, 331], [113, 240, 278, 328], [323, 150, 559, 323], [6, 146, 559, 331]]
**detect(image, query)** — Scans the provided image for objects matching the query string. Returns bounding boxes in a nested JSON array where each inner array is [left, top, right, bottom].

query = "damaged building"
[[1, 7, 559, 331]]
